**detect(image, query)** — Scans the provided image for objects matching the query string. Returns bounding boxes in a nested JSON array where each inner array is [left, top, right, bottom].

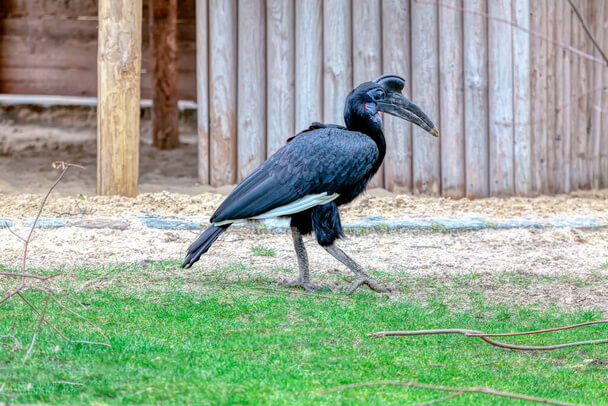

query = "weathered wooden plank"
[[353, 0, 383, 188], [439, 0, 465, 198], [237, 0, 265, 181], [411, 0, 440, 195], [573, 0, 590, 190], [530, 0, 547, 194], [266, 0, 295, 156], [208, 0, 237, 186], [544, 0, 556, 194], [463, 0, 489, 198], [512, 0, 532, 196], [488, 0, 514, 196], [97, 0, 142, 196], [601, 0, 608, 188], [323, 0, 352, 126], [196, 0, 209, 184], [295, 0, 323, 134], [382, 0, 411, 193], [589, 0, 604, 189], [569, 2, 579, 191], [554, 0, 571, 194], [150, 0, 179, 149]]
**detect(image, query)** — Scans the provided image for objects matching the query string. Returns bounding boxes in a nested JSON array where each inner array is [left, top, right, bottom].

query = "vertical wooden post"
[[530, 0, 547, 195], [150, 0, 179, 150], [323, 0, 352, 126], [553, 0, 571, 194], [544, 0, 556, 194], [463, 0, 489, 198], [209, 0, 237, 186], [573, 0, 589, 190], [382, 0, 412, 193], [512, 0, 531, 196], [267, 0, 295, 157], [569, 2, 579, 191], [353, 0, 383, 188], [488, 0, 514, 196], [589, 0, 604, 190], [196, 0, 209, 184], [238, 0, 266, 181], [601, 1, 608, 188], [97, 0, 142, 197], [439, 0, 465, 198], [411, 0, 440, 195], [295, 0, 323, 134]]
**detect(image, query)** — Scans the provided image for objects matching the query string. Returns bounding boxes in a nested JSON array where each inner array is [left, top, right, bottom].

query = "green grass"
[[1, 266, 607, 405], [251, 245, 277, 257]]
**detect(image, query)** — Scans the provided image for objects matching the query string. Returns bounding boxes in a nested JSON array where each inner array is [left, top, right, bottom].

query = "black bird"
[[181, 74, 439, 293]]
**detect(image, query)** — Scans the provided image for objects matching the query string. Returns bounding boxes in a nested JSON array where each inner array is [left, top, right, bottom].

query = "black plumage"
[[182, 74, 439, 293]]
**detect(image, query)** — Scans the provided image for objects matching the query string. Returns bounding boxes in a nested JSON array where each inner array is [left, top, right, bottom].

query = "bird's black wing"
[[211, 128, 377, 223], [286, 122, 347, 143]]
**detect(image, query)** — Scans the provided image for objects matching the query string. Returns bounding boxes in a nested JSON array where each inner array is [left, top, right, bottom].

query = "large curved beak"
[[377, 92, 439, 138]]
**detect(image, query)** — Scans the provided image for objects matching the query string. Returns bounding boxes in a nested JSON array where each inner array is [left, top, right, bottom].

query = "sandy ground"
[[2, 113, 608, 313]]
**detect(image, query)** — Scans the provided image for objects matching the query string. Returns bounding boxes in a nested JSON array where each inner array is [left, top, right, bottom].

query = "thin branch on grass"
[[414, 391, 465, 406], [254, 286, 355, 302], [368, 319, 608, 351], [0, 161, 110, 361], [321, 381, 579, 406], [51, 381, 84, 386], [24, 293, 50, 363], [566, 0, 608, 67]]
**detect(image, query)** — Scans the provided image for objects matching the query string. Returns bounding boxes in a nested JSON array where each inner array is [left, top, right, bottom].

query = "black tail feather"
[[181, 224, 229, 268]]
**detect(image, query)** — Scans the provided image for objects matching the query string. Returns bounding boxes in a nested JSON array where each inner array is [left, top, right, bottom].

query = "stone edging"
[[1, 215, 606, 233]]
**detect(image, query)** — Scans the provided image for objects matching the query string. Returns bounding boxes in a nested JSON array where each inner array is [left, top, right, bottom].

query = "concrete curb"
[[1, 215, 606, 233]]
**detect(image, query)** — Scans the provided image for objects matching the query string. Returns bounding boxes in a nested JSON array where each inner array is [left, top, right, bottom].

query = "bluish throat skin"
[[181, 74, 439, 294]]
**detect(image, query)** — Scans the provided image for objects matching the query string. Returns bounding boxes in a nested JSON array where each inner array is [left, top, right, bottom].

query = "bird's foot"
[[281, 279, 331, 292], [345, 277, 391, 294]]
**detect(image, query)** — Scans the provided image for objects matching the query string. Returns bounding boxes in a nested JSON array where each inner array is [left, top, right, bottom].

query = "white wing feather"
[[213, 192, 340, 226]]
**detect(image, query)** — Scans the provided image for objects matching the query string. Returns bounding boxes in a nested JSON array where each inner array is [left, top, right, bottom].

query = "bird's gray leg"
[[281, 227, 330, 292], [323, 244, 391, 294]]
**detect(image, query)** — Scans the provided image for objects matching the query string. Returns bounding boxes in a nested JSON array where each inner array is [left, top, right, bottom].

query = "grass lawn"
[[0, 263, 607, 405]]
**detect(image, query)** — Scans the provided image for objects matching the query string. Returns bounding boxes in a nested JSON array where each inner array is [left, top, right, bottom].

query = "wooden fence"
[[1, 0, 608, 197]]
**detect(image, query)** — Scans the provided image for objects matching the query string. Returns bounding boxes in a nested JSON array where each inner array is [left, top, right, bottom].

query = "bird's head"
[[344, 74, 439, 138]]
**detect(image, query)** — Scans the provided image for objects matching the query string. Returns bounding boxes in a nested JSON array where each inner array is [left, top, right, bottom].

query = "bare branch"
[[2, 220, 25, 242], [321, 381, 579, 406], [369, 327, 608, 351], [413, 391, 464, 406], [0, 271, 61, 281], [24, 293, 50, 363], [567, 0, 608, 67]]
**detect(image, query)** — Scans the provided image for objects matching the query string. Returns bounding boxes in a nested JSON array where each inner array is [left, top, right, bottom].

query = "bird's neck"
[[346, 120, 386, 172]]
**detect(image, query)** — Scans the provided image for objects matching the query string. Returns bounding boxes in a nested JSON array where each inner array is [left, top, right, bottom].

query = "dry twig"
[[0, 161, 110, 362], [369, 320, 608, 351], [321, 380, 579, 406], [566, 0, 608, 67]]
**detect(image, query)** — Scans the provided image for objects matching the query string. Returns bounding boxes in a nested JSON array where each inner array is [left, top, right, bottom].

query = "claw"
[[345, 278, 391, 294], [281, 279, 332, 292]]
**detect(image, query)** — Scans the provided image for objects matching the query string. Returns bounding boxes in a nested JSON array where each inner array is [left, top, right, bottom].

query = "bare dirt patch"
[[2, 114, 608, 313]]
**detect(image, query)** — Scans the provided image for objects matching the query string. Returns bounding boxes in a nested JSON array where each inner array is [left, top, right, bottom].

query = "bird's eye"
[[372, 90, 384, 101]]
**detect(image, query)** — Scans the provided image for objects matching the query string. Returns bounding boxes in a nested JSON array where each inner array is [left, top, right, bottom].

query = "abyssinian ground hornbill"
[[182, 74, 439, 293]]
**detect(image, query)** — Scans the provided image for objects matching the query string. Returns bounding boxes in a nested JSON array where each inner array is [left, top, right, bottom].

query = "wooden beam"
[[512, 0, 532, 196], [411, 0, 440, 195], [382, 0, 412, 193], [266, 0, 295, 157], [439, 0, 465, 198], [97, 0, 142, 197], [323, 0, 352, 126], [530, 0, 547, 195], [601, 0, 608, 188], [295, 0, 323, 134], [209, 0, 237, 186], [196, 0, 209, 184], [238, 0, 266, 181], [488, 0, 514, 196], [353, 0, 383, 189], [463, 0, 489, 198], [150, 0, 179, 150]]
